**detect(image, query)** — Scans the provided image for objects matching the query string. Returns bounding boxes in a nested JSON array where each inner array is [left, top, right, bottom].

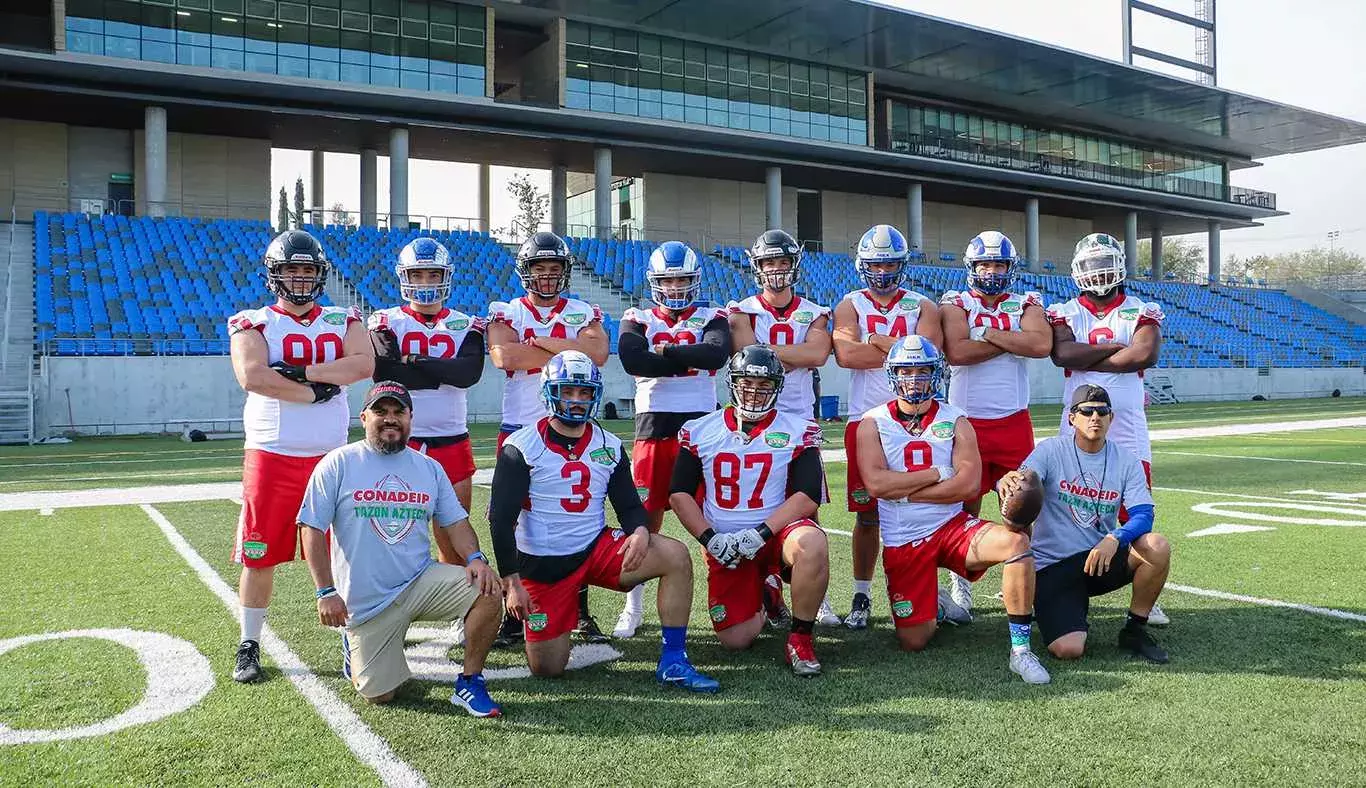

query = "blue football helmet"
[[884, 336, 947, 405], [396, 237, 453, 305], [855, 224, 910, 292], [964, 231, 1018, 296], [541, 350, 603, 424], [646, 241, 702, 310]]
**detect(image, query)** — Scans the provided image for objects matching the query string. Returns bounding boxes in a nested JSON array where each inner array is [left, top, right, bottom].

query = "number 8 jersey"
[[864, 399, 967, 547], [503, 419, 624, 556]]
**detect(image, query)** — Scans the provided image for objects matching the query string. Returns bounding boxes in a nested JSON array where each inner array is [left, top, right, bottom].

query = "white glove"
[[734, 527, 769, 561], [969, 325, 989, 342], [705, 531, 742, 569]]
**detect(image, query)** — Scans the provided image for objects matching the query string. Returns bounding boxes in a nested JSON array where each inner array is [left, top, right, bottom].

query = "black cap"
[[1070, 384, 1111, 410], [363, 380, 413, 411]]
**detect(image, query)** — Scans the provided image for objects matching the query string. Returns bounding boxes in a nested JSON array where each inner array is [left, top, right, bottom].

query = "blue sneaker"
[[341, 632, 351, 681], [451, 673, 502, 718], [656, 656, 721, 694]]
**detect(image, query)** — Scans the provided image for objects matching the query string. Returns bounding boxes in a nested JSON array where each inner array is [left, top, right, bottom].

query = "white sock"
[[853, 580, 872, 598], [241, 607, 266, 643], [624, 584, 645, 615]]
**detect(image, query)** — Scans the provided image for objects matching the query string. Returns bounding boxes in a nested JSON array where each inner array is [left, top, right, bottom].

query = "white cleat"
[[1147, 604, 1170, 627], [816, 597, 842, 626], [949, 573, 974, 611], [1009, 650, 1052, 685], [450, 618, 466, 647], [612, 607, 643, 639], [936, 588, 973, 626]]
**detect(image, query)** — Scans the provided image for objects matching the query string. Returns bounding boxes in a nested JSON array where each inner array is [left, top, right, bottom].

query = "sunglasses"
[[1071, 405, 1112, 417]]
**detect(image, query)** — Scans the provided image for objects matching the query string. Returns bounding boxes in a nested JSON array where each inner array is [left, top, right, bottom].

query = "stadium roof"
[[528, 0, 1366, 161]]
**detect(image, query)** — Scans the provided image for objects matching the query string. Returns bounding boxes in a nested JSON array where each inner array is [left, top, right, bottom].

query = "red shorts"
[[703, 519, 821, 631], [1118, 461, 1154, 524], [408, 436, 476, 485], [521, 529, 629, 642], [496, 427, 517, 453], [882, 511, 988, 627], [632, 437, 681, 512], [844, 419, 875, 513], [233, 449, 325, 568], [969, 409, 1035, 498]]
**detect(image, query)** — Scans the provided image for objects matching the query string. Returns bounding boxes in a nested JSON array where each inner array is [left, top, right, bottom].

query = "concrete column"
[[478, 163, 491, 234], [594, 146, 612, 240], [1150, 224, 1164, 281], [907, 181, 923, 254], [389, 127, 409, 229], [765, 167, 782, 231], [144, 106, 167, 218], [550, 165, 567, 236], [310, 150, 325, 224], [1124, 210, 1139, 278], [1208, 220, 1221, 283], [359, 148, 377, 227], [1024, 197, 1040, 267]]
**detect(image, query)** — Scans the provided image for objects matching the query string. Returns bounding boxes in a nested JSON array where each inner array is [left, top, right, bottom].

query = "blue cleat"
[[341, 632, 351, 681], [451, 673, 502, 718], [656, 656, 721, 694]]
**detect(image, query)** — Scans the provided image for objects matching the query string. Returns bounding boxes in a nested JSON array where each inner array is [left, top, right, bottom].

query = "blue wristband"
[[468, 551, 487, 565], [315, 586, 337, 599]]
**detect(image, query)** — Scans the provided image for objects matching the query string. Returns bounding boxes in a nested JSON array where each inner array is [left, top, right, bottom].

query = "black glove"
[[369, 327, 401, 362], [270, 361, 309, 383], [309, 383, 342, 403]]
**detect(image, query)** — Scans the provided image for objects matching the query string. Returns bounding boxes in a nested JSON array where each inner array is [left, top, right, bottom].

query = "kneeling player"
[[489, 351, 719, 691], [670, 345, 831, 677], [856, 336, 1050, 684]]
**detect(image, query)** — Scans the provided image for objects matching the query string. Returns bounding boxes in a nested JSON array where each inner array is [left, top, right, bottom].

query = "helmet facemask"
[[520, 258, 571, 300], [752, 255, 801, 292], [887, 363, 943, 405], [648, 270, 701, 311], [543, 381, 602, 424], [1072, 252, 1126, 296], [857, 258, 907, 293], [398, 266, 452, 306], [967, 258, 1017, 296], [267, 262, 327, 305], [729, 374, 783, 422]]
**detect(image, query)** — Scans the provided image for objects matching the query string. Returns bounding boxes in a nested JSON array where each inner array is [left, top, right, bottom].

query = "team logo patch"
[[636, 485, 650, 499], [1000, 300, 1022, 314], [445, 317, 470, 331], [793, 311, 814, 324], [764, 432, 791, 448], [892, 599, 914, 618], [322, 312, 347, 325], [1119, 307, 1140, 320], [527, 613, 548, 632], [686, 316, 706, 327], [897, 297, 920, 311], [563, 312, 587, 326], [589, 446, 617, 466], [930, 421, 955, 439], [851, 488, 871, 505], [241, 534, 267, 560], [709, 604, 727, 622]]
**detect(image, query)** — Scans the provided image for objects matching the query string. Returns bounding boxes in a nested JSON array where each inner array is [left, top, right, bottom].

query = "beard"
[[368, 424, 407, 454]]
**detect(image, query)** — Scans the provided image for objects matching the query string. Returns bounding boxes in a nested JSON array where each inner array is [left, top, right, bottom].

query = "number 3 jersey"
[[727, 295, 831, 416], [863, 399, 967, 547], [939, 290, 1044, 419], [367, 305, 484, 438], [840, 289, 932, 416], [489, 296, 602, 428], [502, 419, 626, 557], [678, 408, 824, 534], [227, 304, 359, 457]]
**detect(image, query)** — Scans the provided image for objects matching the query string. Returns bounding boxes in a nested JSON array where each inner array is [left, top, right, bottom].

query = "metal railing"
[[41, 338, 229, 357], [297, 208, 484, 234], [2, 205, 15, 378]]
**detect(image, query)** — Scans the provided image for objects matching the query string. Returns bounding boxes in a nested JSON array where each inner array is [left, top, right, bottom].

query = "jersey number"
[[865, 314, 911, 338], [902, 441, 932, 473], [1088, 327, 1115, 344], [712, 452, 774, 509], [400, 332, 457, 358], [651, 330, 698, 376], [768, 323, 795, 346], [280, 333, 344, 366], [974, 313, 1013, 331], [525, 324, 568, 374], [559, 461, 591, 513]]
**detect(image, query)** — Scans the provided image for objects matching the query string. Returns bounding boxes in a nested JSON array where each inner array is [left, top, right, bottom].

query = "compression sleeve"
[[488, 443, 531, 577], [1113, 503, 1154, 548], [373, 356, 439, 390], [669, 445, 704, 496], [606, 454, 648, 534], [618, 322, 689, 377], [410, 330, 486, 388], [661, 316, 731, 370], [786, 448, 825, 504]]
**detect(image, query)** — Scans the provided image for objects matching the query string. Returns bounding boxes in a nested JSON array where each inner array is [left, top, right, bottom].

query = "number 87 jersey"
[[678, 408, 824, 534]]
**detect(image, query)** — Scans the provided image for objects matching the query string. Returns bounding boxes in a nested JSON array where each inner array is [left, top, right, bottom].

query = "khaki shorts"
[[346, 562, 479, 699]]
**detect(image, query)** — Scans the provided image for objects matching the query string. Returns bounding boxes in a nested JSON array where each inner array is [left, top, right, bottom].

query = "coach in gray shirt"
[[298, 381, 505, 716], [999, 384, 1171, 664]]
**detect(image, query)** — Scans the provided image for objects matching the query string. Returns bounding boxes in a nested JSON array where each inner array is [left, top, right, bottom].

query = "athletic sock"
[[660, 625, 687, 662], [852, 579, 872, 598], [624, 584, 644, 615], [790, 617, 815, 636], [241, 607, 266, 643], [578, 586, 591, 619], [1125, 611, 1149, 630], [1007, 613, 1032, 653]]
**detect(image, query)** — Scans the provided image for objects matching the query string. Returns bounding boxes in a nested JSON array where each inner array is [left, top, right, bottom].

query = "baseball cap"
[[1069, 384, 1111, 410], [362, 380, 413, 412]]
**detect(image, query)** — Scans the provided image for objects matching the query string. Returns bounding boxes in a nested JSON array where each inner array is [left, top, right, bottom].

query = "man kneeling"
[[299, 381, 504, 715]]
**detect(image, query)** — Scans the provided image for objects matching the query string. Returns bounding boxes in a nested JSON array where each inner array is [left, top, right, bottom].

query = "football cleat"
[[1009, 650, 1052, 685], [492, 613, 524, 650], [233, 640, 264, 683], [340, 632, 351, 680], [816, 597, 842, 626], [948, 573, 974, 611], [785, 634, 822, 677], [574, 615, 611, 643], [450, 673, 502, 717], [1147, 604, 1170, 627], [450, 618, 467, 647], [936, 588, 973, 626], [763, 581, 792, 630], [1118, 626, 1170, 664], [656, 656, 721, 694], [612, 607, 643, 639], [845, 593, 872, 630]]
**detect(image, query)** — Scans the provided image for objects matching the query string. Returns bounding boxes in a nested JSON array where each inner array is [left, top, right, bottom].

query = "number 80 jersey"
[[504, 419, 623, 557], [679, 408, 823, 534]]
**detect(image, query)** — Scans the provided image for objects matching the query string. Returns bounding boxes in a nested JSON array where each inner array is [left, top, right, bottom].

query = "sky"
[[271, 0, 1366, 261]]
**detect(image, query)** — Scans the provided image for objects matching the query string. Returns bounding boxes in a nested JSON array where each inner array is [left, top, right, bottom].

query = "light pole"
[[1328, 230, 1340, 252]]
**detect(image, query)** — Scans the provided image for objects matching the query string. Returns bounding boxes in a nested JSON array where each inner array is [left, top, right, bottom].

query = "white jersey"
[[504, 419, 623, 556], [489, 296, 602, 429], [864, 399, 967, 547], [228, 304, 359, 457], [841, 289, 932, 416], [940, 290, 1044, 419], [621, 304, 726, 414], [368, 305, 484, 438], [729, 294, 830, 416], [1047, 293, 1165, 463], [679, 408, 823, 534]]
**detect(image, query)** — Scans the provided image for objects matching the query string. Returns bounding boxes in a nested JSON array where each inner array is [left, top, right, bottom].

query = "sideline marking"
[[1186, 523, 1275, 538], [1155, 450, 1366, 467], [1190, 501, 1366, 527], [1165, 583, 1366, 624]]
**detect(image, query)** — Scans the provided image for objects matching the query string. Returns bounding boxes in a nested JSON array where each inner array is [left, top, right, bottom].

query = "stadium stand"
[[31, 212, 1362, 368]]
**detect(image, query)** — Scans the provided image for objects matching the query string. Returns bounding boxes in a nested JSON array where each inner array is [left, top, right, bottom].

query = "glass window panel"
[[429, 21, 454, 42], [590, 26, 611, 47], [370, 0, 397, 14], [429, 40, 457, 62], [340, 0, 367, 10], [637, 53, 659, 72], [660, 37, 682, 59], [401, 19, 425, 38], [371, 14, 397, 34], [614, 29, 636, 51], [458, 5, 483, 28], [214, 0, 244, 11], [243, 49, 274, 70], [211, 46, 245, 68], [340, 33, 366, 55], [341, 10, 367, 29], [104, 0, 138, 23], [213, 13, 244, 36], [400, 70, 427, 90], [276, 2, 306, 21], [566, 22, 589, 45], [180, 0, 211, 9], [429, 2, 457, 24], [179, 43, 213, 65], [370, 65, 398, 85], [638, 34, 659, 57], [429, 72, 454, 92], [399, 36, 425, 58], [401, 0, 425, 20], [457, 26, 483, 46], [310, 26, 338, 47]]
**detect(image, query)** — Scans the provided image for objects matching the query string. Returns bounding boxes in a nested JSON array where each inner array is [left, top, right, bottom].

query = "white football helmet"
[[1071, 233, 1126, 296]]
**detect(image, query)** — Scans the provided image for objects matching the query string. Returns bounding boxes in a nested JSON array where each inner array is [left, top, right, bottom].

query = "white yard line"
[[0, 482, 243, 511], [140, 504, 427, 788], [1164, 583, 1366, 624], [1153, 486, 1366, 506], [1153, 450, 1366, 467]]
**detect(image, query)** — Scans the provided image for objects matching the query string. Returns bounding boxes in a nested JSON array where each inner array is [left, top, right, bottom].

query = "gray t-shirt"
[[298, 440, 468, 626], [1020, 436, 1154, 570]]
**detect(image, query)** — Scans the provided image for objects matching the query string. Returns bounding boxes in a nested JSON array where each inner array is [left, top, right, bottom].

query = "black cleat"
[[1118, 626, 1169, 664], [845, 592, 872, 630], [574, 615, 611, 643], [492, 613, 525, 649], [233, 639, 264, 683]]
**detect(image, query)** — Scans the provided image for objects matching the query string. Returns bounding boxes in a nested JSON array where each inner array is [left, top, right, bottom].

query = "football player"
[[614, 241, 731, 637], [669, 346, 832, 677], [727, 229, 838, 627], [226, 229, 375, 683], [832, 224, 942, 630], [487, 231, 611, 646], [490, 351, 720, 692], [855, 337, 1050, 684], [938, 231, 1051, 614], [1047, 233, 1168, 625]]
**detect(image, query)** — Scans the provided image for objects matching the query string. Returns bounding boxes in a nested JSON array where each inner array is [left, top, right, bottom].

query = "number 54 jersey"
[[678, 408, 824, 534]]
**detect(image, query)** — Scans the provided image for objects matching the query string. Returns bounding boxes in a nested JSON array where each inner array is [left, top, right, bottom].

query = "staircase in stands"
[[572, 259, 640, 316], [0, 218, 35, 443]]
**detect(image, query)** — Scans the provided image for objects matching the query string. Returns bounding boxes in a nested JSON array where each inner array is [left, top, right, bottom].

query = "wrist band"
[[697, 528, 717, 546], [756, 524, 774, 541], [468, 551, 487, 564], [315, 586, 337, 599]]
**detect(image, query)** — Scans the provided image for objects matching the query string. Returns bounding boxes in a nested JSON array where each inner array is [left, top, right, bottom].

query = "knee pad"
[[1003, 549, 1034, 565]]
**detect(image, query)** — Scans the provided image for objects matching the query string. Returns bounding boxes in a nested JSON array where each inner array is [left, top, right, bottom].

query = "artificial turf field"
[[1, 397, 1364, 786]]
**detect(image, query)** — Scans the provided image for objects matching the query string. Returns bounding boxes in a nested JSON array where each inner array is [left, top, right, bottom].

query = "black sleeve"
[[669, 446, 704, 496], [606, 453, 648, 534], [410, 330, 485, 388], [618, 321, 689, 377], [785, 448, 824, 505], [488, 444, 531, 577], [373, 356, 439, 390], [661, 316, 731, 371]]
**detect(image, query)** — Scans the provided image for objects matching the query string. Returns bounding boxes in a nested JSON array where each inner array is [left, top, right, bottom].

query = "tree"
[[329, 201, 356, 228], [495, 171, 550, 240], [293, 177, 306, 228], [1136, 237, 1204, 281], [1226, 246, 1366, 285], [276, 186, 290, 232]]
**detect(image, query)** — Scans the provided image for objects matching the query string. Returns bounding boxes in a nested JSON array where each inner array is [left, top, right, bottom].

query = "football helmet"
[[884, 336, 946, 405], [855, 224, 910, 293], [964, 231, 1019, 296], [727, 345, 785, 422], [516, 231, 573, 299], [396, 237, 452, 306], [541, 350, 603, 424], [264, 230, 329, 305], [747, 229, 803, 291], [646, 241, 702, 310], [1071, 233, 1127, 296]]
